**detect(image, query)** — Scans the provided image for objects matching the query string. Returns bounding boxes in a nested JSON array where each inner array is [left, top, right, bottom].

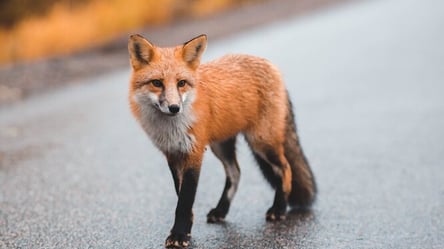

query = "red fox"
[[128, 34, 316, 248]]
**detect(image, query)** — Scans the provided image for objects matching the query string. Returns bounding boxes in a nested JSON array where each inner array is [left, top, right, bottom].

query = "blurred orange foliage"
[[0, 0, 245, 64]]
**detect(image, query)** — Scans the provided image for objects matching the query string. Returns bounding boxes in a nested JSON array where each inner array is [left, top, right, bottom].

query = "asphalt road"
[[1, 0, 444, 248]]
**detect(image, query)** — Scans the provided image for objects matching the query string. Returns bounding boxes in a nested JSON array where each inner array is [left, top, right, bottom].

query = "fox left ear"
[[182, 34, 207, 69], [128, 34, 155, 70]]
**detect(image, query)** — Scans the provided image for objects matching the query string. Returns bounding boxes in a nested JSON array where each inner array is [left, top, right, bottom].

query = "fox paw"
[[207, 208, 226, 223], [165, 233, 191, 248], [266, 207, 286, 221]]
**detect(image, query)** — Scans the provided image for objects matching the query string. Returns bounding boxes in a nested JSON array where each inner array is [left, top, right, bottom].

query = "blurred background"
[[0, 0, 254, 64]]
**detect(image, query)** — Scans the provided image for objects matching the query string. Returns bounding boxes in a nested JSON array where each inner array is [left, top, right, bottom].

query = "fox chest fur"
[[136, 100, 196, 153]]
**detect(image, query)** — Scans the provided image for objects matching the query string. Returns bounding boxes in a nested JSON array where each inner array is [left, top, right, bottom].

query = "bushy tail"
[[285, 94, 317, 208]]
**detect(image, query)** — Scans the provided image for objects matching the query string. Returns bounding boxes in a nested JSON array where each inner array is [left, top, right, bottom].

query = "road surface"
[[1, 0, 443, 248]]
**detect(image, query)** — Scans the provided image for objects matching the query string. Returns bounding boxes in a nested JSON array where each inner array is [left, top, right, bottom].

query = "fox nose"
[[168, 104, 180, 114]]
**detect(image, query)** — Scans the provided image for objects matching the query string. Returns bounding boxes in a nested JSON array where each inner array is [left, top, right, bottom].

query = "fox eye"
[[177, 80, 187, 88], [150, 79, 163, 88]]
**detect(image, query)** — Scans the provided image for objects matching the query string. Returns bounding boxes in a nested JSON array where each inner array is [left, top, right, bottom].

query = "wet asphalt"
[[1, 0, 444, 248]]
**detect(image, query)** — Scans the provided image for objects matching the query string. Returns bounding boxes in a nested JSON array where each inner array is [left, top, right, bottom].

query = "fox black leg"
[[251, 152, 287, 221], [207, 137, 240, 223], [266, 184, 287, 221], [165, 153, 201, 248]]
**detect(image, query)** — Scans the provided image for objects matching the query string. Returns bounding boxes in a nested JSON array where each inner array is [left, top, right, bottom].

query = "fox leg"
[[246, 139, 292, 221], [165, 152, 203, 248], [207, 137, 240, 223]]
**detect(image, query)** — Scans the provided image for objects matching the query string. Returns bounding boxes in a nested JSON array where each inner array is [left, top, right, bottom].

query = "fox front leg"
[[165, 153, 202, 248]]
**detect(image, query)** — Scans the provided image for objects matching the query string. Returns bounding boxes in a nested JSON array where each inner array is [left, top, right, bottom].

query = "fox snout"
[[157, 101, 182, 116], [155, 87, 184, 115]]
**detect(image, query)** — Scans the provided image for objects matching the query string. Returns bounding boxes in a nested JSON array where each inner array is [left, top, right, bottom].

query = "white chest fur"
[[138, 105, 196, 153]]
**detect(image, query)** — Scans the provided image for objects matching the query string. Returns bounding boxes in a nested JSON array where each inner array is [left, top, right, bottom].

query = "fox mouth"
[[164, 112, 179, 117]]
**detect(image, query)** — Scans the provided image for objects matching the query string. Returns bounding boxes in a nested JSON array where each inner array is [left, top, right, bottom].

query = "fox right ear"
[[182, 34, 207, 69], [128, 34, 155, 70]]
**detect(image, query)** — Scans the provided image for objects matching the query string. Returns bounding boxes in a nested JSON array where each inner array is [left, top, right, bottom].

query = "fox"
[[127, 34, 316, 248]]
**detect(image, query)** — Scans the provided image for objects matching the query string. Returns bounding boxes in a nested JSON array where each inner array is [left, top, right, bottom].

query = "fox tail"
[[284, 93, 317, 208]]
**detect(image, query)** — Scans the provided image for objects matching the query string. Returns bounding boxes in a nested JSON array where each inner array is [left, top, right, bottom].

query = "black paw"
[[165, 233, 191, 248], [266, 206, 286, 221], [207, 208, 226, 223]]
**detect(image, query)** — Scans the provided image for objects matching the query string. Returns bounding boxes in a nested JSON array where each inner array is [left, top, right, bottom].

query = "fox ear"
[[128, 34, 155, 70], [182, 34, 207, 69]]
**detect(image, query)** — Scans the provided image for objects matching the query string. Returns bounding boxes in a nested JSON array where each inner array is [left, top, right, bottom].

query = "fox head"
[[128, 34, 207, 116]]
